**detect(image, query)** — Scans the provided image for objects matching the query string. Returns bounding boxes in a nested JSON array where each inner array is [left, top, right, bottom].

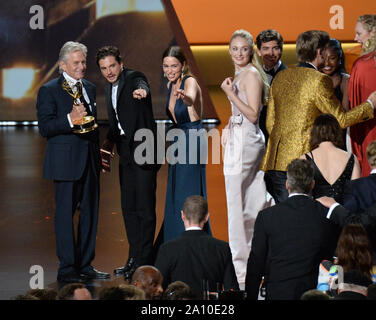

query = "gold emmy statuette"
[[62, 80, 98, 134]]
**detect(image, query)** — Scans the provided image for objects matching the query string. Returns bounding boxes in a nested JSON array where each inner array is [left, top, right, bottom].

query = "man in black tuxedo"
[[256, 29, 287, 146], [245, 159, 339, 300], [155, 196, 239, 299], [96, 46, 159, 279], [36, 41, 109, 283]]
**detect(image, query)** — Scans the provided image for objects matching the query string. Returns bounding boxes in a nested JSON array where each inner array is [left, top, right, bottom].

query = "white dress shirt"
[[111, 81, 125, 135]]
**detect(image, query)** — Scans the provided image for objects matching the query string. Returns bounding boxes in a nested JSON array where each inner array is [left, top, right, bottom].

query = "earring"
[[365, 40, 371, 49], [163, 72, 166, 78], [181, 69, 185, 78]]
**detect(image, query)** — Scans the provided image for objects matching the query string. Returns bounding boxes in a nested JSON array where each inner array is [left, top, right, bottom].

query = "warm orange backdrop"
[[171, 0, 375, 44]]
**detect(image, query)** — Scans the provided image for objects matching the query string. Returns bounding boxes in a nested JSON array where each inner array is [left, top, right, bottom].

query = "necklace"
[[235, 63, 251, 76]]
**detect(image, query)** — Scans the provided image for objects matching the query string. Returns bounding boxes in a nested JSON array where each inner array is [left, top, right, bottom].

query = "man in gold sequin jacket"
[[261, 30, 376, 203]]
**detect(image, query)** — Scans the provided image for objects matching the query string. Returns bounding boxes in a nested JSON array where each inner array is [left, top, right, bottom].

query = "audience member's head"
[[367, 283, 376, 300], [367, 140, 376, 169], [162, 281, 195, 300], [58, 283, 92, 300], [286, 159, 315, 195], [336, 224, 373, 279], [26, 288, 57, 300], [181, 195, 209, 227], [310, 114, 344, 149], [300, 289, 330, 300], [11, 294, 39, 300], [98, 285, 146, 300], [338, 270, 373, 297], [256, 29, 284, 70], [296, 30, 330, 65], [131, 266, 163, 300]]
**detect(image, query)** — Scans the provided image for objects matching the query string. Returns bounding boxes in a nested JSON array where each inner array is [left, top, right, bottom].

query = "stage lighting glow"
[[96, 0, 163, 19], [3, 68, 35, 99]]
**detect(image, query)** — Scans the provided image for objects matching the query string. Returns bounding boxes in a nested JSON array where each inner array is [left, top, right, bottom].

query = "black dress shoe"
[[57, 271, 85, 283], [124, 266, 138, 280], [80, 268, 110, 280], [114, 257, 136, 275]]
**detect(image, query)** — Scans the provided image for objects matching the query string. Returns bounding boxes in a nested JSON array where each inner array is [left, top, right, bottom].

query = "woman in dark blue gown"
[[159, 46, 211, 243]]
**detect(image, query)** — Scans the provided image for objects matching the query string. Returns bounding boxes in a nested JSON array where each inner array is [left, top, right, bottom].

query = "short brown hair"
[[367, 140, 376, 168], [286, 159, 314, 194], [96, 46, 122, 66], [296, 30, 330, 63], [182, 195, 208, 224], [309, 114, 344, 149]]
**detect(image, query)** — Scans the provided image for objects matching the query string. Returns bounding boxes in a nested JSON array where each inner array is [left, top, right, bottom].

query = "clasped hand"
[[70, 103, 87, 122], [221, 77, 234, 96]]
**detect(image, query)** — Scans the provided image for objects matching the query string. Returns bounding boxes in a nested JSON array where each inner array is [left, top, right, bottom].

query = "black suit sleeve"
[[155, 245, 171, 289], [331, 202, 376, 227], [343, 182, 360, 214], [223, 246, 240, 291], [245, 211, 268, 300], [36, 86, 72, 138]]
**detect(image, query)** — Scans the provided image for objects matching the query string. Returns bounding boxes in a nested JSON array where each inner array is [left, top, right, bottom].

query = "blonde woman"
[[221, 29, 274, 289]]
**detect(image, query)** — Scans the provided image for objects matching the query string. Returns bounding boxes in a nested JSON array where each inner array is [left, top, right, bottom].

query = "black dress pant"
[[264, 170, 289, 203], [54, 153, 99, 276], [119, 160, 157, 266]]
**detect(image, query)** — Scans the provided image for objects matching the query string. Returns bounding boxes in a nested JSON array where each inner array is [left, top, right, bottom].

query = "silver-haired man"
[[36, 41, 110, 283]]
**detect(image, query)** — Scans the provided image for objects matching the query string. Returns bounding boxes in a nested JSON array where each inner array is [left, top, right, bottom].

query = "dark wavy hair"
[[336, 224, 373, 278], [327, 38, 347, 75], [309, 114, 344, 149], [95, 46, 122, 66]]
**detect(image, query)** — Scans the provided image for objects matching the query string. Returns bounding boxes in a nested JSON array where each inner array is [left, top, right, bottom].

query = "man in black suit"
[[36, 41, 109, 283], [96, 46, 159, 279], [245, 159, 339, 300], [256, 29, 287, 146], [155, 196, 239, 299]]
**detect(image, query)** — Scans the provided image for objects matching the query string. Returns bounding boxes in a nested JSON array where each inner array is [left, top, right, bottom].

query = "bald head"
[[131, 265, 163, 300]]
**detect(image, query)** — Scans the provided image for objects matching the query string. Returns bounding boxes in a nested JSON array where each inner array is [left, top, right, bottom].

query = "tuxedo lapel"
[[116, 70, 126, 105], [297, 62, 316, 69], [82, 79, 96, 115]]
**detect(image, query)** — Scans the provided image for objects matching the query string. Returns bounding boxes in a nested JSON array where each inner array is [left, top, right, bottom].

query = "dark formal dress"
[[162, 76, 211, 242], [245, 195, 339, 300], [104, 68, 159, 267], [36, 75, 100, 277], [155, 230, 239, 299], [305, 152, 354, 204]]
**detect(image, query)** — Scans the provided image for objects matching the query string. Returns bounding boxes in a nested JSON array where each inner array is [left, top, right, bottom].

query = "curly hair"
[[336, 224, 373, 279]]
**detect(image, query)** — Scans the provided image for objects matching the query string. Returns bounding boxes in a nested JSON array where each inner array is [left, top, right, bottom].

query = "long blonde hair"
[[230, 29, 269, 105]]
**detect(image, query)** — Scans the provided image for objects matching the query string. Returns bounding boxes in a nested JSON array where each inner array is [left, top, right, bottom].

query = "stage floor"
[[0, 87, 232, 299]]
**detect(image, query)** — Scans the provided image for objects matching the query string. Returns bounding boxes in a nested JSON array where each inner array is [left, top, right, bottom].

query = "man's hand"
[[133, 88, 147, 100], [316, 196, 337, 208], [368, 91, 376, 107], [69, 103, 87, 123]]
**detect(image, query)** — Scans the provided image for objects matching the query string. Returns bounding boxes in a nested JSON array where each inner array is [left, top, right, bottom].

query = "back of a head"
[[336, 224, 373, 277], [182, 195, 208, 225], [26, 288, 57, 300], [367, 140, 376, 169], [300, 289, 330, 300], [310, 114, 344, 149], [99, 285, 145, 300], [163, 281, 195, 300], [296, 30, 330, 63], [58, 283, 87, 300], [286, 159, 314, 194]]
